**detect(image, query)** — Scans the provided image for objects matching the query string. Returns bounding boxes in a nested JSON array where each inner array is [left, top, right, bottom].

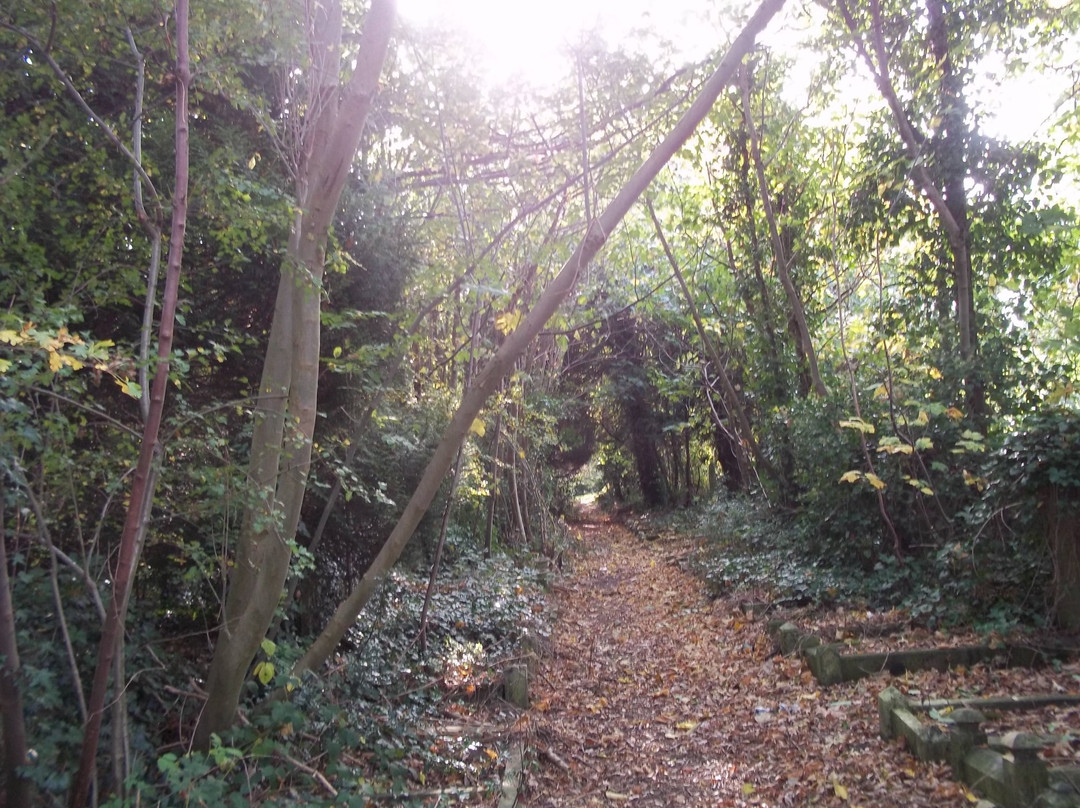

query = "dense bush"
[[692, 487, 1049, 632]]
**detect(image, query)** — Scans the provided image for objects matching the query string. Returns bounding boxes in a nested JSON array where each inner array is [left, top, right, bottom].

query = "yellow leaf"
[[247, 153, 258, 169], [469, 418, 486, 437], [962, 470, 986, 491], [279, 721, 293, 738], [495, 310, 522, 335], [484, 747, 498, 760], [253, 661, 274, 685], [915, 410, 930, 426], [834, 782, 849, 800], [877, 438, 913, 455], [839, 418, 875, 434], [742, 783, 756, 796], [928, 367, 943, 380], [945, 406, 964, 420], [116, 378, 142, 399], [865, 473, 887, 490], [48, 350, 63, 372], [839, 470, 863, 484], [0, 358, 10, 373], [873, 384, 889, 400], [675, 720, 699, 731], [0, 329, 22, 345]]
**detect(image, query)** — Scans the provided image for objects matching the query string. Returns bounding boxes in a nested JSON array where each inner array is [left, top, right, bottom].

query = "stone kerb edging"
[[771, 621, 1068, 687], [877, 686, 1080, 808]]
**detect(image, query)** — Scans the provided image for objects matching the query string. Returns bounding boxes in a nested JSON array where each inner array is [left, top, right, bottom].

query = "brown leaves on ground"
[[509, 509, 1080, 807]]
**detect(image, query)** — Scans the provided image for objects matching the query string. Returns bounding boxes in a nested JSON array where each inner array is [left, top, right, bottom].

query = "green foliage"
[[992, 408, 1080, 494], [104, 548, 545, 806], [692, 490, 1048, 630]]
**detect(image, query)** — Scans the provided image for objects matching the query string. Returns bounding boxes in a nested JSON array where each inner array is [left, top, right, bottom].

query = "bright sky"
[[396, 0, 729, 88], [395, 0, 1069, 145]]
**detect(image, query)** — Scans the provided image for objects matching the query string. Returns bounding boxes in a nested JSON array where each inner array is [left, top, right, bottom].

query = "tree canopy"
[[1, 0, 1078, 803]]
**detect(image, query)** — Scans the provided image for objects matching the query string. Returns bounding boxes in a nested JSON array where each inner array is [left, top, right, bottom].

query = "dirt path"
[[521, 509, 970, 807]]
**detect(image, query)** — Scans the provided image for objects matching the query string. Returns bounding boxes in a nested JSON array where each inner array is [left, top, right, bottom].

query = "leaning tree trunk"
[[193, 0, 395, 748], [292, 0, 788, 678]]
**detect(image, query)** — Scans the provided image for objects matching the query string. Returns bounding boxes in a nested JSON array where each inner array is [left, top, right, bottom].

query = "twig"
[[276, 752, 337, 798], [539, 746, 572, 774], [163, 685, 207, 701], [365, 785, 488, 801]]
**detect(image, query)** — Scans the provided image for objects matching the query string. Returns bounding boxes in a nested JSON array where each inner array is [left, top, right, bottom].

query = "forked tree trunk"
[[193, 0, 396, 748], [292, 0, 787, 678], [69, 2, 191, 802]]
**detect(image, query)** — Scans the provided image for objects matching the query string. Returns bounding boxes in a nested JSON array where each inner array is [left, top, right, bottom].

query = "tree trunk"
[[646, 198, 775, 487], [834, 0, 979, 409], [738, 67, 826, 397], [70, 3, 191, 800], [0, 507, 30, 808], [925, 0, 979, 413], [1044, 487, 1080, 631], [292, 0, 787, 678], [193, 0, 395, 748]]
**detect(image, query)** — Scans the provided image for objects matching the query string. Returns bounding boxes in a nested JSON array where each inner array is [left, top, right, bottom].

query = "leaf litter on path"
[[428, 508, 1080, 806]]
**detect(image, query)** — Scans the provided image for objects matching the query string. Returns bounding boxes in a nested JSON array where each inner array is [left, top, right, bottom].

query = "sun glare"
[[395, 0, 1068, 148], [396, 0, 724, 88]]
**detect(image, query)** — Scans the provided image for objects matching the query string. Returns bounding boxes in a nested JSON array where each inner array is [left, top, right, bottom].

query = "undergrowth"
[[689, 491, 1050, 634], [99, 546, 549, 807]]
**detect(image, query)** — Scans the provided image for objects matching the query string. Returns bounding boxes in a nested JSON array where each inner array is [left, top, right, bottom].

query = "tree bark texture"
[[194, 0, 396, 748], [0, 508, 30, 808]]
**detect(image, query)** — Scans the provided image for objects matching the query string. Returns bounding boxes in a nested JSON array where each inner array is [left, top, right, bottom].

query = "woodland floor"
[[428, 505, 1080, 807]]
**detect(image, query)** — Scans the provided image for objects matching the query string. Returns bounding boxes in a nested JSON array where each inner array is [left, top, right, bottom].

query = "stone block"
[[878, 686, 907, 739], [804, 644, 844, 686], [965, 747, 1008, 807], [502, 666, 529, 709], [992, 732, 1049, 808]]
